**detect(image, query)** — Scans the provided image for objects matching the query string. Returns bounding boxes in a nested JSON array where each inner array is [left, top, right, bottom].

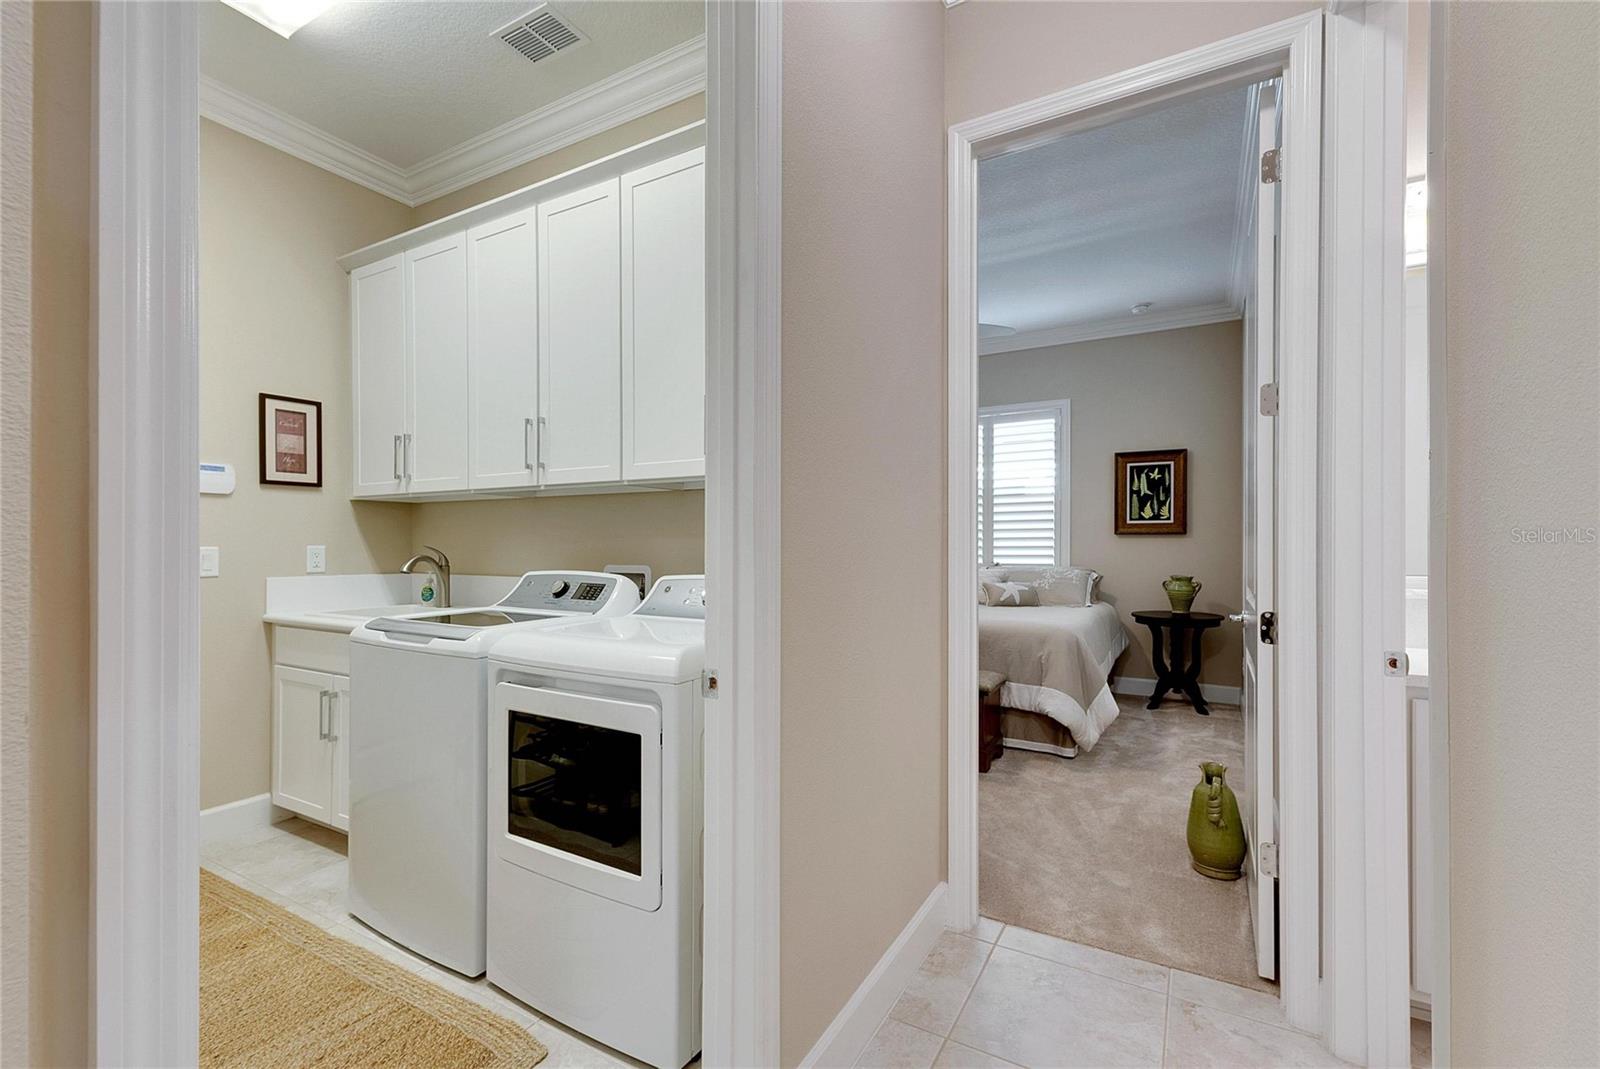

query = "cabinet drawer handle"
[[536, 416, 546, 470], [524, 417, 535, 471], [326, 691, 339, 742], [392, 435, 403, 481], [403, 433, 413, 479], [318, 690, 330, 740]]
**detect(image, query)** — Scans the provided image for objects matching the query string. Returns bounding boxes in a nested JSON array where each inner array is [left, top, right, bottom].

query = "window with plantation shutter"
[[977, 401, 1068, 567]]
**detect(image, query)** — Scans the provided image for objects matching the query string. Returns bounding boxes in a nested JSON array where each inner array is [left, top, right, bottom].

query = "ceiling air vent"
[[493, 5, 587, 65]]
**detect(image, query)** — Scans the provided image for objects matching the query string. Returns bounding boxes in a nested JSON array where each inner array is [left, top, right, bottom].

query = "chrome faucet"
[[401, 545, 451, 609]]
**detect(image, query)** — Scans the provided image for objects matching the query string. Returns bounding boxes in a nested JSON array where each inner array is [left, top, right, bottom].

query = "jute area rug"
[[200, 870, 546, 1068]]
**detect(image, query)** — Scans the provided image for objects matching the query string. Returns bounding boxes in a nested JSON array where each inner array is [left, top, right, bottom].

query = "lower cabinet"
[[272, 663, 350, 832]]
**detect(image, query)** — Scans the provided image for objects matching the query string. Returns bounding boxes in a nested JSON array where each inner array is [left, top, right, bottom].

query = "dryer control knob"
[[549, 580, 570, 598]]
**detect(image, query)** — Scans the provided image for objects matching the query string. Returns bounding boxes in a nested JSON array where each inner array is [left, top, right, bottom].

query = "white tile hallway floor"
[[201, 817, 659, 1069], [860, 922, 1365, 1069]]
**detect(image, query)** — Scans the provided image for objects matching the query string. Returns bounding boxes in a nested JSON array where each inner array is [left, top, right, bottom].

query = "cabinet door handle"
[[536, 417, 547, 471], [392, 435, 403, 481], [326, 692, 339, 742], [318, 690, 330, 740], [403, 433, 413, 479], [524, 417, 535, 471]]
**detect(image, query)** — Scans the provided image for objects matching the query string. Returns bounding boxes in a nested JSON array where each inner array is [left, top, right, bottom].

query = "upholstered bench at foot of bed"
[[978, 671, 1006, 773]]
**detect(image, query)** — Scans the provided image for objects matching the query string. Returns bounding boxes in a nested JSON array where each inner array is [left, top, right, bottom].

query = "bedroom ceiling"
[[199, 0, 704, 170], [978, 86, 1255, 353]]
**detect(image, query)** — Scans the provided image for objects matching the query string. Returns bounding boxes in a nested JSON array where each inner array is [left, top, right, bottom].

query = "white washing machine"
[[347, 570, 638, 977], [485, 575, 706, 1069]]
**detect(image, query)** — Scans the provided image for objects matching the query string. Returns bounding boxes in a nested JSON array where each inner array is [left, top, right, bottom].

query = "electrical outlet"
[[306, 545, 326, 574], [199, 546, 220, 578]]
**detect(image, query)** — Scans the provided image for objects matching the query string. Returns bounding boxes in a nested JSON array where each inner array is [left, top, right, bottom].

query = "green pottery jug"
[[1163, 574, 1201, 613], [1186, 762, 1246, 880]]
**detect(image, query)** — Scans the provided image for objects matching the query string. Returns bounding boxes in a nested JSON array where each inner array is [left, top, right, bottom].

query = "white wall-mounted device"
[[200, 462, 235, 495]]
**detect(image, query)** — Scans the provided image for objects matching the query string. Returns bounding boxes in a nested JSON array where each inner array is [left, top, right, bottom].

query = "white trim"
[[1002, 738, 1078, 759], [1110, 675, 1243, 707], [1227, 83, 1263, 312], [0, 3, 33, 1060], [979, 301, 1240, 356], [1425, 4, 1451, 1065], [977, 398, 1070, 568], [946, 7, 1326, 1039], [198, 793, 291, 845], [1320, 4, 1412, 1065], [199, 36, 707, 208], [94, 3, 201, 1065], [701, 2, 782, 1066], [798, 883, 949, 1068]]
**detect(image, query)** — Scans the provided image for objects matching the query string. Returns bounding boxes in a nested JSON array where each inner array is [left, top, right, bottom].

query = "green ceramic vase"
[[1186, 762, 1246, 880], [1163, 574, 1201, 613]]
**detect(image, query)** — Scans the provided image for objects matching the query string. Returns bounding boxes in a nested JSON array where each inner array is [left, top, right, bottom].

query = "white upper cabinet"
[[621, 148, 706, 481], [538, 178, 622, 486], [350, 254, 407, 497], [467, 207, 540, 490], [405, 234, 471, 494]]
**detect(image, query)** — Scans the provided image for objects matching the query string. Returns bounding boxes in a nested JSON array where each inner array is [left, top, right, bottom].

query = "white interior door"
[[1239, 81, 1280, 982], [538, 178, 622, 485], [350, 254, 407, 497], [467, 207, 540, 489], [405, 233, 471, 493]]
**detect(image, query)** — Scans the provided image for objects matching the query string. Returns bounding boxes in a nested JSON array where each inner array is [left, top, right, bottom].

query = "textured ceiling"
[[200, 0, 703, 169], [978, 86, 1252, 338]]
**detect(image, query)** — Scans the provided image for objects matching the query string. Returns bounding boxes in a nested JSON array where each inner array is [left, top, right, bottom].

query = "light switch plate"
[[306, 545, 326, 574], [199, 546, 220, 578]]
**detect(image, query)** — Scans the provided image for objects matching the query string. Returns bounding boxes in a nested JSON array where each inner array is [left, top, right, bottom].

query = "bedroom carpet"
[[979, 693, 1276, 993]]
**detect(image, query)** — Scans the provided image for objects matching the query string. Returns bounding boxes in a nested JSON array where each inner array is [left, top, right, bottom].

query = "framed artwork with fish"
[[1115, 448, 1187, 535]]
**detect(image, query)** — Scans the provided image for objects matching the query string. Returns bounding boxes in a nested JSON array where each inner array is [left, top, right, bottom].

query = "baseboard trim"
[[1002, 737, 1077, 759], [799, 881, 948, 1068], [199, 792, 289, 845], [1410, 992, 1432, 1022], [1111, 675, 1243, 707]]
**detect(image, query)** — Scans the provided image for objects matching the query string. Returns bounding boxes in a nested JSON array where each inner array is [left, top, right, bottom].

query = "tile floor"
[[862, 923, 1368, 1069], [201, 817, 656, 1069]]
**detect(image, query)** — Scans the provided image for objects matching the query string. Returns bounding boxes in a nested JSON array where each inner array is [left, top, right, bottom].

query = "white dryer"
[[347, 570, 638, 977], [485, 575, 706, 1069]]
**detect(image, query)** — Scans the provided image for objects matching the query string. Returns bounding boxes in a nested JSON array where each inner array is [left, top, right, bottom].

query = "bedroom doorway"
[[945, 11, 1330, 1036], [970, 77, 1281, 994]]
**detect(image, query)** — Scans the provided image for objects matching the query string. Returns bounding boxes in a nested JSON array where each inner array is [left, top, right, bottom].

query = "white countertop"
[[263, 573, 521, 634]]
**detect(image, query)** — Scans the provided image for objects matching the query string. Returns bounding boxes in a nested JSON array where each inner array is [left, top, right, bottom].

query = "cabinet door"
[[272, 666, 334, 823], [538, 178, 622, 485], [405, 233, 471, 494], [330, 674, 351, 832], [467, 208, 540, 490], [621, 148, 706, 481], [351, 254, 407, 497]]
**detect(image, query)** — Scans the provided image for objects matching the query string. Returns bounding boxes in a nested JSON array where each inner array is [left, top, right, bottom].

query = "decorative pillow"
[[981, 580, 1040, 607], [978, 567, 1010, 604], [1020, 566, 1102, 607]]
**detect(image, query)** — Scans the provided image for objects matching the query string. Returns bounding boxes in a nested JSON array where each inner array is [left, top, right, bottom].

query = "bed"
[[978, 569, 1128, 758]]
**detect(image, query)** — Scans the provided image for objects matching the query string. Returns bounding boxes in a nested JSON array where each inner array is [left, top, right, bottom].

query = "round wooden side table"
[[1130, 610, 1224, 715]]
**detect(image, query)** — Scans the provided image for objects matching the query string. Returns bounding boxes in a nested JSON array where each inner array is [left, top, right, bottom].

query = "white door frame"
[[948, 8, 1410, 1060], [92, 2, 785, 1065]]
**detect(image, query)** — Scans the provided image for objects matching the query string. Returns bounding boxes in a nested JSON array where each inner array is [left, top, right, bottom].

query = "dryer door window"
[[492, 682, 662, 911]]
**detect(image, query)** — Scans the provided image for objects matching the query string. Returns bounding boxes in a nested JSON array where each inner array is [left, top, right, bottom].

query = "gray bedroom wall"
[[980, 320, 1245, 689]]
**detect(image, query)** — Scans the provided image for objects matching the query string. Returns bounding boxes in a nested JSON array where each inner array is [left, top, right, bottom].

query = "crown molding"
[[979, 301, 1242, 355], [199, 34, 707, 208]]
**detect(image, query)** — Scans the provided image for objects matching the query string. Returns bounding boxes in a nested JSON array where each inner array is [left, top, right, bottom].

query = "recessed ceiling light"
[[1130, 302, 1153, 316], [221, 0, 339, 38], [978, 323, 1017, 339]]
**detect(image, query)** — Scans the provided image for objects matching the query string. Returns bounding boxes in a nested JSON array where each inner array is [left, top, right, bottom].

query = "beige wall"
[[779, 3, 947, 1064], [405, 96, 707, 578], [944, 0, 1322, 126], [199, 120, 416, 809], [980, 323, 1244, 687], [1440, 3, 1600, 1064]]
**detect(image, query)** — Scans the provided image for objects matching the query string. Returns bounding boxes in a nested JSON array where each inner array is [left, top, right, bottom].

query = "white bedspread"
[[978, 602, 1129, 751]]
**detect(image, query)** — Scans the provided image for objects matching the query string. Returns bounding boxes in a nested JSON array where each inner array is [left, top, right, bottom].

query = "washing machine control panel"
[[499, 572, 623, 614], [635, 575, 706, 619]]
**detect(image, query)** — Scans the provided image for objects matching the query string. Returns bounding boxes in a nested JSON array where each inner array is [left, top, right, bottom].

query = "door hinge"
[[1259, 611, 1276, 645], [1259, 382, 1279, 417], [1259, 841, 1279, 879], [702, 669, 719, 699], [1261, 148, 1282, 184]]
